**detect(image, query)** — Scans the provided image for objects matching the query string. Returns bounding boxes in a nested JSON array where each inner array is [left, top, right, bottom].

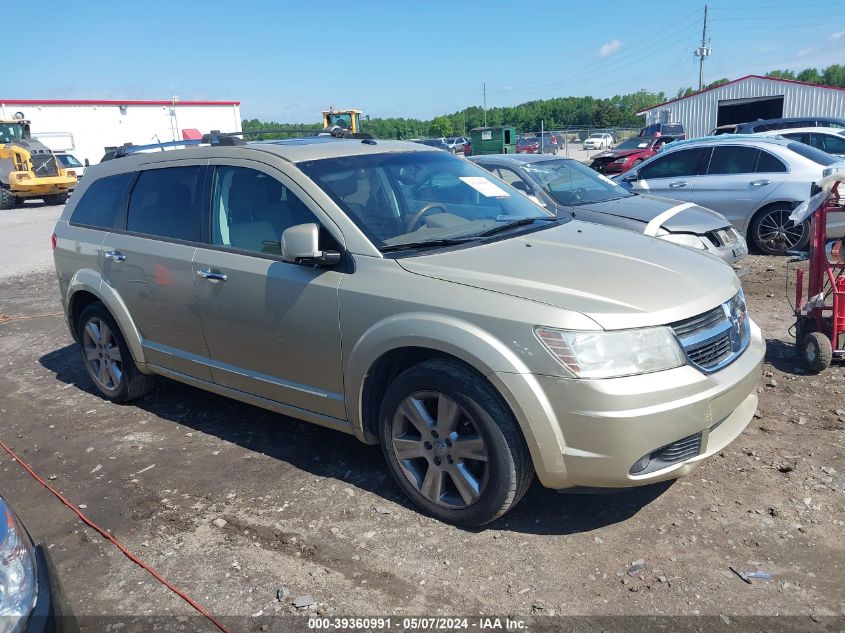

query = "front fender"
[[67, 269, 148, 371], [344, 312, 566, 469]]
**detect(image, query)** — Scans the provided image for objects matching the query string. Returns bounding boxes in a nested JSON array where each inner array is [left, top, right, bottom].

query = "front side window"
[[211, 166, 319, 255], [299, 151, 556, 249], [522, 159, 633, 206], [640, 148, 704, 179], [126, 166, 204, 242], [69, 172, 135, 229], [706, 146, 759, 175]]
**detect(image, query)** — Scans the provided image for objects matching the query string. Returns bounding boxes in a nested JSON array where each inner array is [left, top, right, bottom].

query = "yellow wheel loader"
[[321, 108, 364, 135], [0, 118, 77, 208]]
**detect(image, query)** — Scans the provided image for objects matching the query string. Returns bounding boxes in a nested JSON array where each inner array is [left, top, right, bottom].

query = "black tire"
[[379, 359, 534, 527], [43, 192, 69, 206], [750, 205, 810, 255], [76, 302, 155, 402], [799, 331, 833, 374], [0, 187, 16, 209], [631, 159, 643, 167]]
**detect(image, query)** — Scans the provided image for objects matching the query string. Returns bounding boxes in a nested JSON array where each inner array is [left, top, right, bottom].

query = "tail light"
[[51, 232, 57, 252]]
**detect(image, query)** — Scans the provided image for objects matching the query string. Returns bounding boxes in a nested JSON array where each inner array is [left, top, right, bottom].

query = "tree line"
[[243, 64, 845, 140]]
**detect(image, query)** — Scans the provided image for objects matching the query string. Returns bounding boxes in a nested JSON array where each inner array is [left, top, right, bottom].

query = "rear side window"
[[126, 166, 204, 242], [707, 146, 759, 175], [813, 133, 845, 155], [786, 141, 839, 166], [69, 172, 135, 229], [755, 150, 788, 173]]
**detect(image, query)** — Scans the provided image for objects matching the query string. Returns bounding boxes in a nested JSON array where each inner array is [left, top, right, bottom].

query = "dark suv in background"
[[639, 122, 685, 139], [711, 117, 845, 135]]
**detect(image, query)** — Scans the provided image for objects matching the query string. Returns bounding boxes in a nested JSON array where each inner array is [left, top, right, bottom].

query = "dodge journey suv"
[[53, 136, 764, 526]]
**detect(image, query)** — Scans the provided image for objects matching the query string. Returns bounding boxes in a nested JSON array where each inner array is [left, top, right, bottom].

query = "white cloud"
[[828, 30, 845, 41], [598, 39, 622, 58]]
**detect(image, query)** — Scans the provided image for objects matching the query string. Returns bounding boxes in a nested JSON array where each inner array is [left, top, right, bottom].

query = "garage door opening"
[[717, 96, 784, 126]]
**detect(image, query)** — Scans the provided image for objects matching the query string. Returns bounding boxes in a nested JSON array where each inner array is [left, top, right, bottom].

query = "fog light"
[[629, 454, 651, 474]]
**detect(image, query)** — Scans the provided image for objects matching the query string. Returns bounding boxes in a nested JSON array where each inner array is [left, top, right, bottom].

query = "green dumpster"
[[469, 126, 516, 155]]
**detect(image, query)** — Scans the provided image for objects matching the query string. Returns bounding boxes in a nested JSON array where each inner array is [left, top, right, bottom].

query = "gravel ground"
[[0, 254, 843, 631]]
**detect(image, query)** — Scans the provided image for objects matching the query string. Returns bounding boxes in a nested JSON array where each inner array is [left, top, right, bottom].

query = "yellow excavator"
[[0, 117, 77, 208], [321, 108, 365, 135]]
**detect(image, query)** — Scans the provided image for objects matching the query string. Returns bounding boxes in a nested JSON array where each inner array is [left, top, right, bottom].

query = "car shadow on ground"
[[764, 337, 803, 374], [40, 343, 671, 536]]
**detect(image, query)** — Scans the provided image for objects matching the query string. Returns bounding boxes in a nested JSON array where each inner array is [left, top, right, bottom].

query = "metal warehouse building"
[[638, 75, 845, 139], [0, 98, 242, 166]]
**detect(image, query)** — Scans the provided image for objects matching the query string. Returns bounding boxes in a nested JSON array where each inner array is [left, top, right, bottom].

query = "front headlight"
[[659, 233, 708, 250], [612, 157, 628, 164], [535, 326, 686, 378], [0, 498, 37, 632]]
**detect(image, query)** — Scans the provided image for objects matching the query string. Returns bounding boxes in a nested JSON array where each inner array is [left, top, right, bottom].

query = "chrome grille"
[[671, 290, 750, 373]]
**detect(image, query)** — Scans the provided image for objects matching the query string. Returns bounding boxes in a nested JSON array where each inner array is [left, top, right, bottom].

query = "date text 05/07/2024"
[[307, 617, 528, 631]]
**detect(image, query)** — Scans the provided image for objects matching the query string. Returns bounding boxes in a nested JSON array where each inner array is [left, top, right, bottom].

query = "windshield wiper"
[[380, 238, 473, 253], [473, 217, 558, 238]]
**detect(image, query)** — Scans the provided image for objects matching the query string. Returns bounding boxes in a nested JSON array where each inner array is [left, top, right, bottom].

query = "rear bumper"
[[491, 318, 764, 489]]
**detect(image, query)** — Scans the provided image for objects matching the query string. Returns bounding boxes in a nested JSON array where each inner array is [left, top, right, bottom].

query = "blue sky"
[[9, 0, 845, 122]]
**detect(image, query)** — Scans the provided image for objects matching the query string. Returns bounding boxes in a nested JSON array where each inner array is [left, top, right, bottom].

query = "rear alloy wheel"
[[77, 303, 155, 402], [380, 359, 533, 526], [751, 205, 809, 255]]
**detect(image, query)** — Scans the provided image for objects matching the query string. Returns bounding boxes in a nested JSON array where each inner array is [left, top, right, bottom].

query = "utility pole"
[[694, 5, 711, 90], [483, 82, 487, 127]]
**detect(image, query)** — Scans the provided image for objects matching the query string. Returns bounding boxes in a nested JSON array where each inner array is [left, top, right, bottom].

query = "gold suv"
[[52, 137, 764, 526]]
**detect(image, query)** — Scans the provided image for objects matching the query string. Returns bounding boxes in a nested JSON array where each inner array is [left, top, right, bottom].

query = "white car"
[[583, 133, 614, 150], [756, 127, 845, 158], [54, 152, 86, 180]]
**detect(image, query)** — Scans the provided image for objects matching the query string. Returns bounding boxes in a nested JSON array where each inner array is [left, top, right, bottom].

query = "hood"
[[608, 148, 649, 159], [396, 221, 739, 330], [577, 194, 732, 233]]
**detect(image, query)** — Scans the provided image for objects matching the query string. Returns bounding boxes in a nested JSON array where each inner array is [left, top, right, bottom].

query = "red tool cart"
[[793, 173, 845, 373]]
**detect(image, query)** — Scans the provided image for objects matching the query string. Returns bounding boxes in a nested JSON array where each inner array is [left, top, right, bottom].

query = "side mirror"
[[510, 180, 531, 193], [282, 223, 340, 267], [84, 158, 90, 167], [622, 172, 639, 183]]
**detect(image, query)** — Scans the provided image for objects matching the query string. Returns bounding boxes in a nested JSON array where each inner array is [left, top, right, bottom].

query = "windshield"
[[522, 159, 634, 206], [0, 122, 24, 144], [58, 154, 83, 168], [327, 113, 352, 128], [299, 151, 556, 249], [588, 133, 605, 139], [787, 141, 841, 166], [615, 137, 653, 150]]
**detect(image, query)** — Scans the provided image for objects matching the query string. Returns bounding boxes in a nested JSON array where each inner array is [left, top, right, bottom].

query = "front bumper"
[[23, 545, 79, 633], [492, 318, 764, 489], [702, 230, 749, 265]]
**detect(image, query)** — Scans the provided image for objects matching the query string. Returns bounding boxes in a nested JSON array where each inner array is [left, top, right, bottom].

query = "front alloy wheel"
[[391, 392, 489, 508], [379, 359, 533, 526]]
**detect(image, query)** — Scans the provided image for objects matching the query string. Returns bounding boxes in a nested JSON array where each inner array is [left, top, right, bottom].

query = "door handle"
[[196, 269, 228, 282], [750, 179, 771, 186], [104, 250, 126, 262], [668, 181, 687, 188]]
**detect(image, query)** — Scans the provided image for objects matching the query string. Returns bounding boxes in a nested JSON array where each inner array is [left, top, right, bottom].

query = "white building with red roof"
[[637, 75, 845, 139]]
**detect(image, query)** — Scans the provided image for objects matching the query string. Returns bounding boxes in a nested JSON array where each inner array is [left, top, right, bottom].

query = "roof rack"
[[108, 130, 245, 160]]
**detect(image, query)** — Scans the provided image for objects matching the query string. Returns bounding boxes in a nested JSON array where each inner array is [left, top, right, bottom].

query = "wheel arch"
[[346, 313, 561, 476], [67, 270, 147, 369]]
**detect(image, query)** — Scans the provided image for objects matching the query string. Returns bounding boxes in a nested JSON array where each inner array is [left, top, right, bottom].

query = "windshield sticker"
[[460, 176, 511, 198]]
